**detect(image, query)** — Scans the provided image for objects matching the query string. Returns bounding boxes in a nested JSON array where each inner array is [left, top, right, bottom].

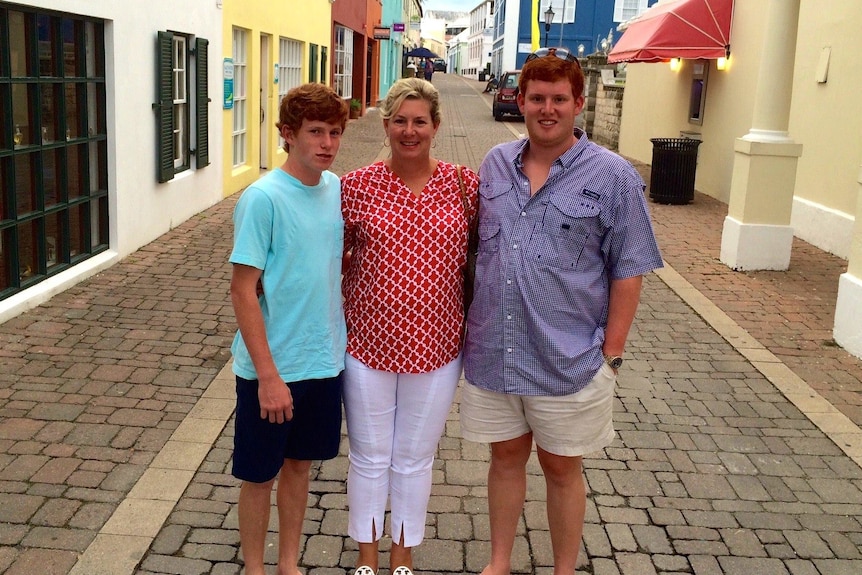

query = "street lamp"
[[543, 5, 555, 48]]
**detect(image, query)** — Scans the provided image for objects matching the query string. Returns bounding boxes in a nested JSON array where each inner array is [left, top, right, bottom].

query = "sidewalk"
[[2, 73, 862, 575]]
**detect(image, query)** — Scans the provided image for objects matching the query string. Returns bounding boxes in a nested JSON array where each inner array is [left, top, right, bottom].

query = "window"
[[277, 38, 302, 149], [278, 38, 302, 99], [333, 26, 353, 98], [688, 60, 708, 125], [542, 0, 575, 23], [309, 43, 318, 83], [614, 0, 650, 22], [0, 6, 108, 300], [155, 31, 209, 182], [172, 35, 188, 169], [232, 27, 248, 168], [320, 46, 328, 86]]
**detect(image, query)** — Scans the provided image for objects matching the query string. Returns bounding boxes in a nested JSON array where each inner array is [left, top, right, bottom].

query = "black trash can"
[[649, 137, 702, 204], [479, 71, 487, 82]]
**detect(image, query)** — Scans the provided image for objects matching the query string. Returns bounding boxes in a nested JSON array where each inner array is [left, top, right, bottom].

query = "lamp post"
[[543, 5, 555, 48]]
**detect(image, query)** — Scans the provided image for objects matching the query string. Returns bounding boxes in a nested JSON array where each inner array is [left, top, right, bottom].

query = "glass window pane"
[[70, 203, 86, 257], [0, 159, 9, 220], [41, 83, 61, 143], [0, 229, 10, 291], [13, 83, 34, 147], [65, 83, 81, 139], [88, 140, 107, 193], [37, 14, 57, 77], [67, 144, 85, 199], [92, 196, 108, 248], [18, 219, 38, 282], [46, 211, 64, 270], [86, 82, 105, 136], [0, 85, 8, 151], [85, 21, 99, 78], [10, 11, 35, 78], [44, 148, 62, 208], [15, 152, 38, 215], [61, 19, 81, 77]]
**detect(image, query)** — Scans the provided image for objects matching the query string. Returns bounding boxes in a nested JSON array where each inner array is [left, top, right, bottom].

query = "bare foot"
[[479, 565, 510, 575]]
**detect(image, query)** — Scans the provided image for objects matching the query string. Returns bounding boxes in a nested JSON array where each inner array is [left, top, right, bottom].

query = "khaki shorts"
[[460, 363, 617, 457]]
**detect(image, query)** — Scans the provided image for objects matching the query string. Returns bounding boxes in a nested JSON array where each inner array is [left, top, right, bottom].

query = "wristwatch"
[[604, 354, 623, 369]]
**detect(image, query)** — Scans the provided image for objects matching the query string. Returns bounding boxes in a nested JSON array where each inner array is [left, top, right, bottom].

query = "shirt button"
[[507, 314, 512, 320], [506, 279, 512, 284], [507, 348, 513, 353], [513, 244, 518, 249], [521, 211, 526, 217]]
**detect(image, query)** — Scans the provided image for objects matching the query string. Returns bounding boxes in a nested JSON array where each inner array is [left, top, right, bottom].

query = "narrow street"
[[2, 73, 861, 575]]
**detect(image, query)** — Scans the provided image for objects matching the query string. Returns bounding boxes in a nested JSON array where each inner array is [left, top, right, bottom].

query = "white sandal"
[[354, 567, 377, 575], [392, 568, 414, 575]]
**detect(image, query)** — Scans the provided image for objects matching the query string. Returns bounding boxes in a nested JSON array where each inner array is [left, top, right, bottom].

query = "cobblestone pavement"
[[1, 73, 862, 575]]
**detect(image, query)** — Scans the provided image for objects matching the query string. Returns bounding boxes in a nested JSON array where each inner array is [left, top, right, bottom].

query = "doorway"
[[260, 34, 270, 170]]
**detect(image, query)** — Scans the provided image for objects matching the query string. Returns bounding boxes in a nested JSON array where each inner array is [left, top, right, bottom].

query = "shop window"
[[0, 6, 108, 300], [688, 60, 708, 125]]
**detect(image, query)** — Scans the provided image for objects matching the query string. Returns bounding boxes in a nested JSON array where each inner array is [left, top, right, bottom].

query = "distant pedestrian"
[[228, 83, 348, 575], [424, 58, 434, 81]]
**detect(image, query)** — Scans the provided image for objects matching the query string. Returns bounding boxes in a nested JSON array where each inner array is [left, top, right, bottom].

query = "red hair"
[[519, 55, 584, 100]]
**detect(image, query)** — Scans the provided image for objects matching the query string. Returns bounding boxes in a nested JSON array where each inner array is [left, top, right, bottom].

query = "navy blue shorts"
[[232, 373, 343, 483]]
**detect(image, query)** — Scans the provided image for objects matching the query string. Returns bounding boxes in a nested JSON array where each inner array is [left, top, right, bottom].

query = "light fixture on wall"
[[669, 58, 682, 71], [577, 44, 585, 57], [716, 46, 731, 71]]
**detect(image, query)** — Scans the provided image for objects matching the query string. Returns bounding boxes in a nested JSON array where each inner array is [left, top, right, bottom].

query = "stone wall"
[[593, 82, 625, 151], [579, 54, 624, 151]]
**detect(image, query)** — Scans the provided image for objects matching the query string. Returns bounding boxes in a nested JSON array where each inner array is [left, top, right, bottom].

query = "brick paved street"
[[1, 73, 861, 575]]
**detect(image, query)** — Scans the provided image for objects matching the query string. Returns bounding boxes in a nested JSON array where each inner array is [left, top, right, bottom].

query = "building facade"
[[615, 0, 862, 357], [1, 0, 223, 321]]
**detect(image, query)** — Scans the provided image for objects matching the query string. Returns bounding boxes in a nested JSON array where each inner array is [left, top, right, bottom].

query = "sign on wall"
[[223, 58, 234, 110]]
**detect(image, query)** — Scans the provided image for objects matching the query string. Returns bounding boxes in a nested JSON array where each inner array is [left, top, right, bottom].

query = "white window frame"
[[334, 25, 353, 99], [172, 35, 188, 169], [277, 37, 303, 149], [614, 0, 649, 23], [232, 27, 248, 168], [542, 0, 575, 24]]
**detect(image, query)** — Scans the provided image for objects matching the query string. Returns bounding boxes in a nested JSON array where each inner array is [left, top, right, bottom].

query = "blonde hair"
[[379, 78, 441, 126]]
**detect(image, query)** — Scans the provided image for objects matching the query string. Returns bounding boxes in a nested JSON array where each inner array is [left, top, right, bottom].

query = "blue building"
[[490, 0, 658, 77]]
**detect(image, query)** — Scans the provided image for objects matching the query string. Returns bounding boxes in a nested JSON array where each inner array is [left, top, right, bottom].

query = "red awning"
[[607, 0, 734, 64]]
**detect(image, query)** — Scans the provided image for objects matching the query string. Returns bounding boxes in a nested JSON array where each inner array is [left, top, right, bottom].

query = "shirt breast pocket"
[[529, 195, 601, 270], [478, 221, 501, 253]]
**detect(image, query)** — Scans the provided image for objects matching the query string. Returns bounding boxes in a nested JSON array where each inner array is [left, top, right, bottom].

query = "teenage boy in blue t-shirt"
[[229, 83, 348, 575]]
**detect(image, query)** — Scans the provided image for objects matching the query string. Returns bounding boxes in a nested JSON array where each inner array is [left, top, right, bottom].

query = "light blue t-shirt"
[[230, 168, 347, 382]]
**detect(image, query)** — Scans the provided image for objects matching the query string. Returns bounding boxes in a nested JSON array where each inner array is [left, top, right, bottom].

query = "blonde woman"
[[340, 78, 479, 575]]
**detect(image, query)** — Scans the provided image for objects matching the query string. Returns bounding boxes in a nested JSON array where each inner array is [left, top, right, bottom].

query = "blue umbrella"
[[405, 47, 439, 59]]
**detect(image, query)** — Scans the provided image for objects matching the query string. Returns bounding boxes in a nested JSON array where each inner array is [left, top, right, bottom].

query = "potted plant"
[[349, 98, 361, 119]]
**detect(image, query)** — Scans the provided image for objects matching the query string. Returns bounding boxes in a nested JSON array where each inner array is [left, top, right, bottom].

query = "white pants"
[[343, 352, 462, 547]]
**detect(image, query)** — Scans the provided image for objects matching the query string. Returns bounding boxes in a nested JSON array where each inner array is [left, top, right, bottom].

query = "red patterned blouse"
[[341, 160, 479, 373]]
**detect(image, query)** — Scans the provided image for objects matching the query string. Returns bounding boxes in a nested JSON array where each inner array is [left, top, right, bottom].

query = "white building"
[[1, 0, 224, 322], [465, 1, 494, 78]]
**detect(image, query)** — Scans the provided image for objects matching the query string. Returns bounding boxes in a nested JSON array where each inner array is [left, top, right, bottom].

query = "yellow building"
[[222, 0, 334, 198], [614, 0, 862, 356]]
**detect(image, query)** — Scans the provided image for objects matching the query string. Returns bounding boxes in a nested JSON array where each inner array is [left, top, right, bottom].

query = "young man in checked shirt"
[[461, 47, 663, 575]]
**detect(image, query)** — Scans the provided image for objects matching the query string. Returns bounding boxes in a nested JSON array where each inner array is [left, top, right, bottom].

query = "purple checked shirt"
[[463, 129, 663, 396]]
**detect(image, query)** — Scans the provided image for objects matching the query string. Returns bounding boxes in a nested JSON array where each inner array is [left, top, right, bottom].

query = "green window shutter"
[[195, 37, 209, 168], [309, 44, 318, 82], [156, 30, 175, 183], [320, 46, 328, 85]]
